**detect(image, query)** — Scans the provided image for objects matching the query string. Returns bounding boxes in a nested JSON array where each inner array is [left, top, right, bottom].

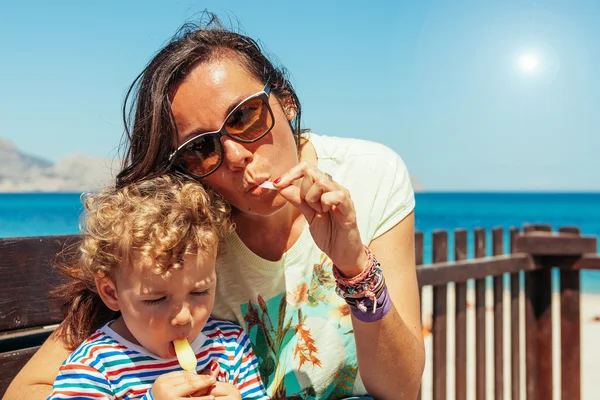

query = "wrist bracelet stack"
[[332, 246, 392, 322]]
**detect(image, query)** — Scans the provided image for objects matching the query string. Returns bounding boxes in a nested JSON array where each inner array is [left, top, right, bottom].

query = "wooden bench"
[[1, 225, 598, 399], [0, 235, 80, 396]]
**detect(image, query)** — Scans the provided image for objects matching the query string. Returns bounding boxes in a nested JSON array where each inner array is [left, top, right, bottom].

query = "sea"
[[1, 192, 599, 292]]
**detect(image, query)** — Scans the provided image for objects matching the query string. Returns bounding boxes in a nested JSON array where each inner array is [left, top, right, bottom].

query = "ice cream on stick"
[[173, 338, 197, 373], [258, 181, 276, 190]]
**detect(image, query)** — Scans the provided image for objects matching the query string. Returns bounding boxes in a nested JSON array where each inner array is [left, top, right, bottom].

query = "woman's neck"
[[233, 139, 317, 261], [233, 203, 304, 261]]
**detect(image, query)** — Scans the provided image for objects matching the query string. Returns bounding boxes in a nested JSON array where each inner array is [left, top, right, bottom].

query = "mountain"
[[0, 139, 120, 192]]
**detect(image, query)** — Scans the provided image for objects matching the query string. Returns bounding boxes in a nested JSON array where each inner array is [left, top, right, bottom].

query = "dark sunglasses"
[[169, 83, 274, 179]]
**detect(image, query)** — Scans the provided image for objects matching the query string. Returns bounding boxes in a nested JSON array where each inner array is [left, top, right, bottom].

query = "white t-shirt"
[[211, 133, 415, 399]]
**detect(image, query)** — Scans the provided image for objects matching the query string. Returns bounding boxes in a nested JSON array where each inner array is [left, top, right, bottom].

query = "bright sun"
[[518, 52, 540, 74]]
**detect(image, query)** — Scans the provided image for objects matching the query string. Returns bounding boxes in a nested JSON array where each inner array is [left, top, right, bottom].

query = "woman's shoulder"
[[308, 132, 411, 188], [307, 132, 402, 162]]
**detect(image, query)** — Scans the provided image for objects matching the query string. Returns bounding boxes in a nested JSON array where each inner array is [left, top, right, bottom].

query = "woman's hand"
[[150, 371, 216, 400], [275, 160, 367, 276]]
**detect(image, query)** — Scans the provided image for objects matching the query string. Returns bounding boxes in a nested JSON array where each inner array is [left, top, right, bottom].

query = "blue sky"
[[1, 1, 598, 191]]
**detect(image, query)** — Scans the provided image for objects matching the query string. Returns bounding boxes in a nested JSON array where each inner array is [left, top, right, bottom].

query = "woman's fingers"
[[320, 190, 352, 218], [199, 361, 220, 379], [303, 182, 326, 213], [274, 160, 318, 187], [277, 184, 315, 220], [274, 161, 364, 274], [299, 167, 335, 202], [276, 160, 344, 216], [188, 361, 219, 397]]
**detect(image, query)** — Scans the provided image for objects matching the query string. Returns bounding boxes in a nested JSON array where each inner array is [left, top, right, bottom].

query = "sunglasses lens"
[[177, 134, 222, 177], [173, 91, 274, 178], [225, 97, 273, 141]]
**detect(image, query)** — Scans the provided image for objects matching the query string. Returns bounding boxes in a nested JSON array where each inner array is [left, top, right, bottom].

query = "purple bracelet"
[[349, 286, 392, 323]]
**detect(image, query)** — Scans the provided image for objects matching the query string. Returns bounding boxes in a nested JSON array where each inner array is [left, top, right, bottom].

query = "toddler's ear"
[[95, 276, 120, 311]]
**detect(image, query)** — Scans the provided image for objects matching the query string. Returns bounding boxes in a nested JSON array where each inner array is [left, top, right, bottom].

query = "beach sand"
[[418, 285, 600, 400]]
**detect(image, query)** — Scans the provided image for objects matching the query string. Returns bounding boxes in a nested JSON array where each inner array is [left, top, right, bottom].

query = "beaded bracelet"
[[332, 246, 388, 315], [342, 276, 386, 313]]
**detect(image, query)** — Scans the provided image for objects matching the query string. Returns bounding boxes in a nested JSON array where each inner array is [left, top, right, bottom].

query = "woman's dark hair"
[[116, 13, 302, 188]]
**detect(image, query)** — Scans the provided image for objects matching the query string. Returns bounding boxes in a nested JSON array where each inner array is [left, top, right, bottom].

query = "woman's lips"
[[247, 185, 273, 197]]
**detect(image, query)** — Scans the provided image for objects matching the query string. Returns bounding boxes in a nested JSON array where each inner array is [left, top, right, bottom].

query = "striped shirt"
[[48, 317, 268, 399]]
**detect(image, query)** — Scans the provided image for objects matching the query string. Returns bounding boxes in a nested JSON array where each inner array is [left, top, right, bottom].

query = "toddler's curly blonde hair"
[[55, 175, 232, 349]]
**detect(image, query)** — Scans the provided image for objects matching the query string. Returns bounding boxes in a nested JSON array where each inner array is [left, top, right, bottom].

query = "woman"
[[6, 14, 424, 400]]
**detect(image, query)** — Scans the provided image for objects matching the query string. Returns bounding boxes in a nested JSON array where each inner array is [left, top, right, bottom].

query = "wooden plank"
[[557, 226, 580, 235], [0, 235, 79, 332], [432, 230, 448, 400], [492, 227, 504, 400], [509, 227, 521, 400], [454, 229, 468, 400], [558, 227, 581, 400], [474, 228, 486, 400], [0, 325, 56, 353], [416, 254, 535, 287], [561, 254, 600, 271], [514, 234, 596, 256], [523, 223, 552, 233], [0, 347, 40, 398]]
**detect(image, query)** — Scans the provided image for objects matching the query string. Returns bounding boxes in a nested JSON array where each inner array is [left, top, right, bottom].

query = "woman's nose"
[[221, 137, 253, 171], [171, 304, 192, 326]]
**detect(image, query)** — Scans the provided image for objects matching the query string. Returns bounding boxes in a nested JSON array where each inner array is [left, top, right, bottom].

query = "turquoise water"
[[1, 192, 599, 291], [0, 193, 84, 238]]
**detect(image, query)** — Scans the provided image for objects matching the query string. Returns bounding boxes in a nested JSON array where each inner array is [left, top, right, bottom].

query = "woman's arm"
[[4, 329, 71, 400], [353, 211, 425, 399], [275, 160, 424, 399]]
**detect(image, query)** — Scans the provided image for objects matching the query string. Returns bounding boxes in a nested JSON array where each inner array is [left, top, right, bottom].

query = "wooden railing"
[[0, 223, 598, 398], [415, 224, 599, 400]]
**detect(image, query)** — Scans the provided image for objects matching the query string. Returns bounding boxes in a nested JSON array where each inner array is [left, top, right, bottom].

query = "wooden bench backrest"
[[0, 234, 80, 396]]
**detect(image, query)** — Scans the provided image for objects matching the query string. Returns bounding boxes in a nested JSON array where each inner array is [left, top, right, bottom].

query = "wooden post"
[[454, 229, 468, 400], [474, 228, 486, 400], [432, 230, 448, 400], [558, 226, 581, 400], [523, 224, 553, 400], [509, 227, 521, 400], [492, 227, 504, 400]]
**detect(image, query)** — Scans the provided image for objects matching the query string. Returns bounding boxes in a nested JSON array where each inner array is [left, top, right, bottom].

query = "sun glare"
[[518, 52, 540, 74]]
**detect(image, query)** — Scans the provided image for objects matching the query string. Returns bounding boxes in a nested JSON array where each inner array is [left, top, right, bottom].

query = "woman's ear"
[[281, 96, 297, 121], [95, 276, 120, 312], [285, 107, 297, 121]]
